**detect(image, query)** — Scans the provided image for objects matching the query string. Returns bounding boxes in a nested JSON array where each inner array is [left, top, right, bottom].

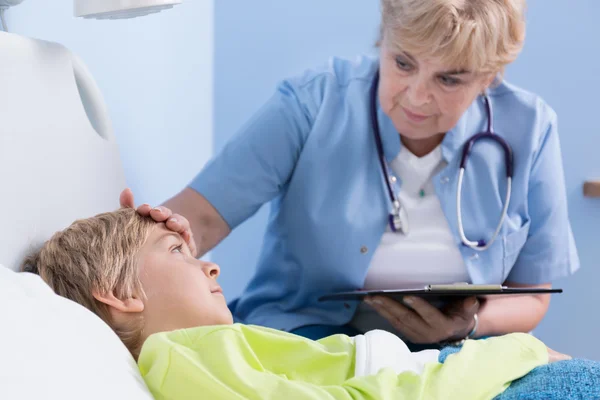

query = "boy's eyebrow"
[[153, 232, 182, 246]]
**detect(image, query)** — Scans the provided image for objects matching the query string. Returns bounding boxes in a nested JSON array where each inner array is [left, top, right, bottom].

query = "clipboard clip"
[[425, 283, 507, 291]]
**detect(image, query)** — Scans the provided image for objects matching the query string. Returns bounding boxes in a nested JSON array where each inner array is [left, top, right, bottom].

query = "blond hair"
[[380, 0, 526, 75], [21, 208, 156, 358]]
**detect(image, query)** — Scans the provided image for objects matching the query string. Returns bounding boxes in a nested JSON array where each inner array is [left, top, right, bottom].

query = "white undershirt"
[[350, 144, 469, 333]]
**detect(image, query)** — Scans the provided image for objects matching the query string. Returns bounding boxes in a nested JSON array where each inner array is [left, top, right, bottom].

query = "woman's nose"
[[201, 261, 220, 279], [406, 77, 431, 107]]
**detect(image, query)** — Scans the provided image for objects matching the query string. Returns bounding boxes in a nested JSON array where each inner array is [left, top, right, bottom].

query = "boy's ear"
[[93, 290, 144, 313]]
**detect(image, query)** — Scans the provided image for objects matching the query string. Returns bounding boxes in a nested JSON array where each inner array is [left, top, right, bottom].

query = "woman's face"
[[378, 36, 496, 142]]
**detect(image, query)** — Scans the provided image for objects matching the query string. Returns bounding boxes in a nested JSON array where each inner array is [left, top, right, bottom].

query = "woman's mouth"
[[402, 107, 430, 123]]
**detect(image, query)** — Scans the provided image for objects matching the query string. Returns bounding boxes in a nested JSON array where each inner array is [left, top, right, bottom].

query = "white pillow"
[[0, 265, 154, 400]]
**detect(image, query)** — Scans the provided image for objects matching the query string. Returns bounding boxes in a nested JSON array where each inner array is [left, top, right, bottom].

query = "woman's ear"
[[93, 290, 144, 313]]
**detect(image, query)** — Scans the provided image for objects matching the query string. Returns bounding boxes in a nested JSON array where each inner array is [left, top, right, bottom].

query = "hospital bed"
[[0, 31, 154, 399]]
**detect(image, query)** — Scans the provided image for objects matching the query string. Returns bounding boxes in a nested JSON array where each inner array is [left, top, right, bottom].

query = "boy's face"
[[136, 224, 233, 335]]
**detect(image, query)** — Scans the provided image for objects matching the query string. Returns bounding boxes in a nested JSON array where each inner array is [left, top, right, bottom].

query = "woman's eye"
[[395, 57, 412, 71], [439, 75, 461, 87]]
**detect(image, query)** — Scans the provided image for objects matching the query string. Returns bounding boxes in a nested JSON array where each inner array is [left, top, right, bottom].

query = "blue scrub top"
[[190, 55, 580, 332]]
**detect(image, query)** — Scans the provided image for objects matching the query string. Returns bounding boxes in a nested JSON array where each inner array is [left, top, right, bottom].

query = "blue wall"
[[503, 0, 600, 360], [7, 0, 214, 208], [213, 0, 600, 360]]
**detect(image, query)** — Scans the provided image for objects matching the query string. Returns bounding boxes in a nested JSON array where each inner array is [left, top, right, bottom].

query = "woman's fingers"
[[144, 207, 198, 257], [403, 296, 447, 326], [367, 297, 423, 342], [381, 313, 423, 343], [366, 296, 435, 341], [365, 295, 481, 343], [396, 296, 457, 342], [547, 347, 572, 363], [119, 188, 135, 209], [136, 203, 153, 216], [149, 206, 173, 222], [440, 297, 479, 340], [166, 214, 198, 257], [117, 188, 198, 257], [118, 188, 152, 217]]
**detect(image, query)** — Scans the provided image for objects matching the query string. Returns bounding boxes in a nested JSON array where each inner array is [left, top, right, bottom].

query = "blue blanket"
[[440, 346, 600, 399]]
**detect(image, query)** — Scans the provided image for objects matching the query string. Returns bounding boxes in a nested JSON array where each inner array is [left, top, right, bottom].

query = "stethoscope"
[[370, 70, 514, 251]]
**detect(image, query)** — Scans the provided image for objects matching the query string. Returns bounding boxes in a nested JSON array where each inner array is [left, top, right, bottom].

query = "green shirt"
[[138, 324, 547, 400]]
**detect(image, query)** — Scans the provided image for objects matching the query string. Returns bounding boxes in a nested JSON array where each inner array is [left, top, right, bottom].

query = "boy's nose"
[[201, 261, 220, 279]]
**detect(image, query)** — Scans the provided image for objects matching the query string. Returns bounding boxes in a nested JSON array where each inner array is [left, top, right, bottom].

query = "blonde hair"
[[21, 208, 156, 358], [379, 0, 526, 75]]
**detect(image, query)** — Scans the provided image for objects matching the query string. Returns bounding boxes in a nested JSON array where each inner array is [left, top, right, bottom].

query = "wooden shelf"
[[583, 180, 600, 197]]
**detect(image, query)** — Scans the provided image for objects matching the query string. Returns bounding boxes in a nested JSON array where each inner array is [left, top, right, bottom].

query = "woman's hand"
[[365, 295, 479, 344], [547, 346, 572, 363], [119, 188, 198, 257]]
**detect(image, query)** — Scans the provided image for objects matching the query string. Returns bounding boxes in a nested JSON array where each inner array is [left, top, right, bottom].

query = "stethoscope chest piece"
[[389, 201, 409, 234]]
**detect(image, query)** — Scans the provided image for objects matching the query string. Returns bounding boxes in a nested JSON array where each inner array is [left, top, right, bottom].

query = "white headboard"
[[0, 32, 126, 271]]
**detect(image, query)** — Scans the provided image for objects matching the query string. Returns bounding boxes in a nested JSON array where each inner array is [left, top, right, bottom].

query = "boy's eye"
[[172, 244, 184, 253]]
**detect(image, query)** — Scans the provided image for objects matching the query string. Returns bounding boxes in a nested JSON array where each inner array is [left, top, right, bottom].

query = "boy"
[[23, 208, 586, 400]]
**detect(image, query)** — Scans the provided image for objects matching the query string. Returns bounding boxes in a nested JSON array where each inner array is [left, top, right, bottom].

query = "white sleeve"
[[352, 330, 440, 377]]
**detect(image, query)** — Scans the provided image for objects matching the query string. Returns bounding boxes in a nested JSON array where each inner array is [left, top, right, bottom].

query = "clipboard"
[[318, 284, 562, 305]]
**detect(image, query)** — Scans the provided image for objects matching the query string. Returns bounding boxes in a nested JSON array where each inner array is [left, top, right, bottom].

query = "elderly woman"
[[122, 0, 579, 349]]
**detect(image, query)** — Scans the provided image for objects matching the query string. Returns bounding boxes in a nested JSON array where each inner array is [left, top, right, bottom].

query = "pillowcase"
[[0, 265, 154, 400]]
